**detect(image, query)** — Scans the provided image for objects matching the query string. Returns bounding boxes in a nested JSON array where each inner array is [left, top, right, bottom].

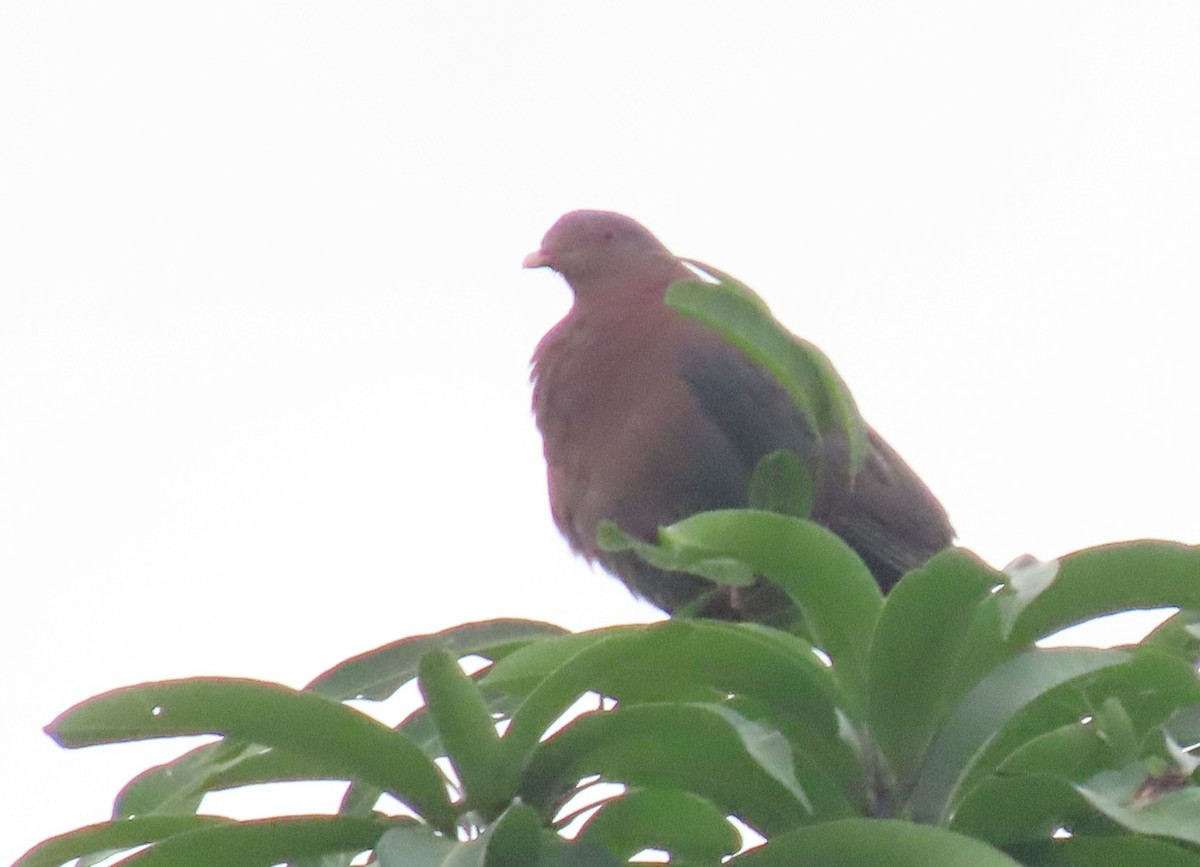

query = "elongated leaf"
[[1009, 836, 1200, 866], [477, 629, 626, 697], [1003, 541, 1200, 646], [114, 740, 261, 818], [965, 647, 1200, 791], [373, 810, 621, 867], [419, 649, 513, 818], [1076, 762, 1200, 845], [114, 816, 390, 867], [1144, 608, 1200, 663], [868, 549, 1006, 785], [908, 648, 1130, 823], [668, 270, 868, 476], [997, 718, 1122, 779], [373, 825, 459, 866], [733, 818, 1021, 866], [46, 678, 456, 833], [484, 802, 544, 867], [601, 510, 880, 705], [952, 711, 1146, 845], [494, 620, 849, 793], [577, 788, 738, 861], [14, 817, 228, 867], [521, 702, 813, 834], [949, 773, 1116, 846], [308, 619, 566, 701]]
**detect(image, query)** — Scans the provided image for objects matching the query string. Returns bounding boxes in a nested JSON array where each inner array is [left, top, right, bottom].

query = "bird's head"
[[523, 210, 678, 297]]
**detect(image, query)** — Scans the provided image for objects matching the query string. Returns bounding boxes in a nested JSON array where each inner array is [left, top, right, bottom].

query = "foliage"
[[17, 534, 1200, 866], [16, 281, 1200, 864]]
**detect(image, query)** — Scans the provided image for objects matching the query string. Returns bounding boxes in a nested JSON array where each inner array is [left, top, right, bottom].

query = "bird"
[[524, 210, 953, 624]]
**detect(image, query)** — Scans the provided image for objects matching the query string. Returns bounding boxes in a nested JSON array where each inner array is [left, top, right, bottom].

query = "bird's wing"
[[678, 332, 953, 589], [676, 334, 820, 473], [826, 427, 955, 588]]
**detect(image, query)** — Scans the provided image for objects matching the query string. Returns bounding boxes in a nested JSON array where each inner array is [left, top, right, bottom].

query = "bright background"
[[2, 2, 1197, 861]]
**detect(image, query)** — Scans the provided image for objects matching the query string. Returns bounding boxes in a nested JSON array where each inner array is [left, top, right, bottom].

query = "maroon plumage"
[[526, 210, 953, 624]]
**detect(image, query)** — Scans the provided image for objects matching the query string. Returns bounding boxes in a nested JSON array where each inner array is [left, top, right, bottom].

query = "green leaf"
[[107, 816, 392, 867], [747, 449, 814, 518], [493, 620, 851, 800], [484, 802, 545, 867], [478, 629, 626, 698], [114, 740, 261, 818], [962, 646, 1200, 795], [997, 718, 1122, 779], [521, 702, 814, 835], [867, 549, 1007, 787], [950, 773, 1116, 846], [908, 648, 1131, 823], [373, 825, 460, 866], [1144, 608, 1200, 663], [577, 788, 739, 861], [1003, 541, 1200, 646], [1076, 762, 1200, 845], [733, 818, 1022, 865], [308, 619, 567, 701], [602, 510, 880, 706], [1165, 704, 1200, 747], [668, 268, 868, 476], [373, 809, 621, 867], [597, 519, 756, 588], [46, 677, 457, 833], [1009, 836, 1200, 866], [13, 817, 229, 867], [419, 649, 513, 819]]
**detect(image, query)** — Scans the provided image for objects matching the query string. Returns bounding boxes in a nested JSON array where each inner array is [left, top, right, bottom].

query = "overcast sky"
[[2, 2, 1198, 861]]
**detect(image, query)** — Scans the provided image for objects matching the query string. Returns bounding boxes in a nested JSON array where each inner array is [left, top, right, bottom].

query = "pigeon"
[[525, 210, 953, 623]]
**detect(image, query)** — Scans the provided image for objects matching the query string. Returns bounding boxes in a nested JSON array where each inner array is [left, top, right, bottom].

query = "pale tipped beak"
[[522, 249, 553, 269]]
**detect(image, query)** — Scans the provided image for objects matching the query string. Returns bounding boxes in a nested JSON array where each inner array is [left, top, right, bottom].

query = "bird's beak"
[[522, 249, 553, 269]]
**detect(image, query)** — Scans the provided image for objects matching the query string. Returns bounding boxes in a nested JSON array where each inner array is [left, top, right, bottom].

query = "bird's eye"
[[602, 231, 614, 242]]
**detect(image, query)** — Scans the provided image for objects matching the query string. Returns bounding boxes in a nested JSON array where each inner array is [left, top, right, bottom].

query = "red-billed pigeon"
[[525, 210, 953, 624]]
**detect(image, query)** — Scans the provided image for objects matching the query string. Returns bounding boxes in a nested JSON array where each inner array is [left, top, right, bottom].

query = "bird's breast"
[[532, 311, 749, 556]]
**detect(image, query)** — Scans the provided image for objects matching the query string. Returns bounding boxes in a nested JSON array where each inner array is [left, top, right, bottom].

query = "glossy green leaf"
[[733, 818, 1021, 866], [14, 817, 229, 867], [668, 269, 868, 476], [46, 677, 457, 833], [494, 620, 850, 799], [577, 788, 739, 861], [950, 773, 1115, 845], [602, 510, 880, 704], [966, 647, 1200, 790], [419, 649, 513, 818], [867, 548, 1006, 786], [522, 702, 812, 834], [997, 719, 1121, 779], [1003, 541, 1200, 646], [1076, 762, 1200, 845], [308, 619, 566, 701], [908, 648, 1131, 823]]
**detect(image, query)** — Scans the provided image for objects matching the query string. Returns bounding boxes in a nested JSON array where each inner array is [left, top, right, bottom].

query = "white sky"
[[2, 2, 1198, 861]]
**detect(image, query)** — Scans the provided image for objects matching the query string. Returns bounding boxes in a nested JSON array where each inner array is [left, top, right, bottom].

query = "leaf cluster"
[[17, 534, 1200, 866]]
